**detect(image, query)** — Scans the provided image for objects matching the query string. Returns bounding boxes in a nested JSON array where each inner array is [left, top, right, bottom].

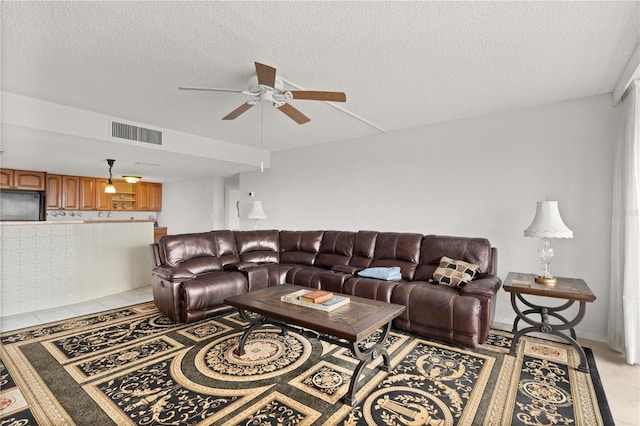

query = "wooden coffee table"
[[503, 272, 596, 373], [225, 284, 406, 405]]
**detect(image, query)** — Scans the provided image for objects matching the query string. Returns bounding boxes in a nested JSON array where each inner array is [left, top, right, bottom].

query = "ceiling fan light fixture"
[[180, 61, 346, 125], [123, 176, 141, 184]]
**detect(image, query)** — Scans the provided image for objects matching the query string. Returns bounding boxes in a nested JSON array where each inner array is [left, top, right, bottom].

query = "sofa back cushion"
[[235, 230, 280, 263], [315, 231, 356, 269], [158, 232, 221, 273], [414, 235, 492, 281], [211, 230, 240, 266], [180, 257, 223, 275], [348, 230, 378, 268], [279, 230, 324, 265], [369, 232, 422, 280]]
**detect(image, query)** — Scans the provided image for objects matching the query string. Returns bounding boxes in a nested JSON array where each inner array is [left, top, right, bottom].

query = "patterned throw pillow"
[[432, 256, 480, 288]]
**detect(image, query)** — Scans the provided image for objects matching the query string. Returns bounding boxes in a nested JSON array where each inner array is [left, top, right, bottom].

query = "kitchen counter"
[[1, 220, 155, 317], [80, 219, 155, 224], [1, 219, 155, 225]]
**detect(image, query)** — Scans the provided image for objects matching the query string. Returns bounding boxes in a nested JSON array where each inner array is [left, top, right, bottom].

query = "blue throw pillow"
[[358, 266, 402, 281]]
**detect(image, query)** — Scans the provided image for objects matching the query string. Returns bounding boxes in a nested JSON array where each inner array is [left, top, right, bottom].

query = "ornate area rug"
[[0, 302, 612, 425]]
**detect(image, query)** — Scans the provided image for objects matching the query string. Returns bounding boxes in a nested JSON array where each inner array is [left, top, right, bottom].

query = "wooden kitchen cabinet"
[[13, 168, 163, 212], [62, 176, 80, 210], [95, 178, 113, 210], [45, 174, 63, 209], [46, 174, 80, 210], [1, 169, 46, 190], [137, 182, 162, 211], [79, 177, 96, 210], [0, 169, 12, 188]]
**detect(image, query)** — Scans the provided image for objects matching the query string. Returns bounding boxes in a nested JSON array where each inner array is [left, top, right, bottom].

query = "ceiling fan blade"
[[223, 103, 254, 120], [255, 62, 277, 88], [277, 103, 310, 124], [179, 86, 245, 93], [287, 90, 346, 102]]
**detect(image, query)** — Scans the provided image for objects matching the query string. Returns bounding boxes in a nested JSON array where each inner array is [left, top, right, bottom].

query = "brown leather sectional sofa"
[[150, 230, 501, 348]]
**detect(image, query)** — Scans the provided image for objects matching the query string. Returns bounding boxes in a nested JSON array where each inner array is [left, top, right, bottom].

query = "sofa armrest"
[[152, 265, 196, 282], [224, 261, 259, 271], [460, 275, 502, 298], [245, 266, 269, 291], [332, 265, 363, 274], [320, 270, 353, 293], [150, 243, 161, 267]]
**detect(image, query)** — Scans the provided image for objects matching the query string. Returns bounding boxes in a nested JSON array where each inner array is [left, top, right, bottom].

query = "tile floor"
[[0, 286, 153, 332], [1, 286, 638, 424]]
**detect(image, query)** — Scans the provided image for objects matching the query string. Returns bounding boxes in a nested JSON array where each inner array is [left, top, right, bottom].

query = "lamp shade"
[[248, 201, 267, 220], [524, 200, 573, 238]]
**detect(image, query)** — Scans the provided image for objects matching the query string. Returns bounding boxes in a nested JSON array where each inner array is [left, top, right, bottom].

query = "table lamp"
[[524, 200, 573, 285], [248, 200, 267, 230]]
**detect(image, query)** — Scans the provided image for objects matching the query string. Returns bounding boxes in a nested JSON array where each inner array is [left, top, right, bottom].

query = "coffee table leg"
[[235, 308, 265, 356], [343, 321, 392, 406]]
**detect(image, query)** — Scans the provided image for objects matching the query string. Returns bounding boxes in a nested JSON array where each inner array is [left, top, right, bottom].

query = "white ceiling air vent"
[[111, 120, 162, 145]]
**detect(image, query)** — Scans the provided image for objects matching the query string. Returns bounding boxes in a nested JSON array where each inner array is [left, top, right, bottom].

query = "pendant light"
[[104, 159, 116, 193]]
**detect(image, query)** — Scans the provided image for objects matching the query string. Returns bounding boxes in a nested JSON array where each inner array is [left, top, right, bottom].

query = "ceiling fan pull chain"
[[260, 102, 265, 173]]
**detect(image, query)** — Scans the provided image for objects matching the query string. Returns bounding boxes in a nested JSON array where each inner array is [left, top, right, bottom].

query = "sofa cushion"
[[392, 282, 482, 348], [432, 256, 480, 288], [180, 271, 247, 323], [369, 232, 422, 280], [286, 266, 327, 289], [159, 232, 217, 267], [348, 231, 378, 268], [235, 229, 280, 263], [279, 230, 324, 265], [314, 231, 355, 269], [180, 257, 223, 274], [212, 230, 240, 266], [414, 235, 492, 281], [342, 277, 402, 303], [358, 266, 402, 281]]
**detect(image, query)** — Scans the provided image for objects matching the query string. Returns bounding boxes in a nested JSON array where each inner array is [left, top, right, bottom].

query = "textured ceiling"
[[1, 1, 639, 180]]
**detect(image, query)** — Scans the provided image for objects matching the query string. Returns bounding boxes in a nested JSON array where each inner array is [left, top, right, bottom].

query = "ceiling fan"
[[179, 62, 346, 125]]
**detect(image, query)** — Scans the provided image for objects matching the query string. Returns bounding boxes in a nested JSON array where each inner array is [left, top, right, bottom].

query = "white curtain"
[[608, 81, 640, 365]]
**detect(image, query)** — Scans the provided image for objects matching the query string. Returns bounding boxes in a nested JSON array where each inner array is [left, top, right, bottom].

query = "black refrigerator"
[[0, 190, 46, 221]]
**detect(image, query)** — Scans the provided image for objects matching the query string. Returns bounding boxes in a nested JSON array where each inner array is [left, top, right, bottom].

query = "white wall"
[[159, 176, 226, 234], [240, 94, 619, 342]]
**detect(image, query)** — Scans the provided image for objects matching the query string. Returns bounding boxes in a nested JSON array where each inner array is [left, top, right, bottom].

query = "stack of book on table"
[[281, 289, 350, 312]]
